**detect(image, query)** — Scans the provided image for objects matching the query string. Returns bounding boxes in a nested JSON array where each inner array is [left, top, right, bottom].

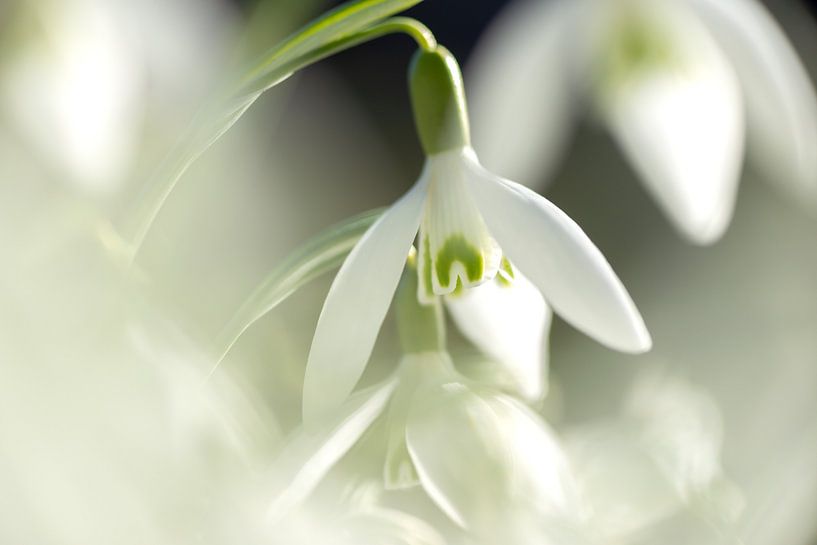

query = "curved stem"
[[374, 17, 437, 51]]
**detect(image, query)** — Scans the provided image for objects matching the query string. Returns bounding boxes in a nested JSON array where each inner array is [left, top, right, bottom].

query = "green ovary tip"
[[434, 235, 484, 290]]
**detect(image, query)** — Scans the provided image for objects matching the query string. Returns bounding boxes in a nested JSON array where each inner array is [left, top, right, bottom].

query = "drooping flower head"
[[303, 43, 651, 424], [469, 0, 817, 244]]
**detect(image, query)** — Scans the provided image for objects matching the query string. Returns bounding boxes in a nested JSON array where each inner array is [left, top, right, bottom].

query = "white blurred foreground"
[[0, 1, 816, 544]]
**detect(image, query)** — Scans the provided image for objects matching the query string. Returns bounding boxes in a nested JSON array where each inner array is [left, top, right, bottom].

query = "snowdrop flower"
[[304, 44, 650, 423], [469, 0, 817, 244], [269, 262, 586, 541]]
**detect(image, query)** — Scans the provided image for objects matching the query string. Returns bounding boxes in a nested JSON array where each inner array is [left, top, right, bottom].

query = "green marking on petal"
[[434, 234, 484, 290], [597, 12, 680, 93], [496, 257, 514, 287]]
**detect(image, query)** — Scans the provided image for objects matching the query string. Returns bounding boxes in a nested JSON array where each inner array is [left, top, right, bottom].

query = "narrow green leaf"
[[235, 0, 424, 96], [213, 208, 385, 369], [123, 0, 424, 258]]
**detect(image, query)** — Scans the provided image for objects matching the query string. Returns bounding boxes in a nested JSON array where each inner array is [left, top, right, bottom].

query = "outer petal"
[[303, 179, 427, 425], [268, 379, 397, 523], [445, 267, 552, 402], [686, 0, 817, 201], [405, 382, 583, 538], [599, 4, 745, 244], [467, 0, 579, 186], [466, 156, 651, 353]]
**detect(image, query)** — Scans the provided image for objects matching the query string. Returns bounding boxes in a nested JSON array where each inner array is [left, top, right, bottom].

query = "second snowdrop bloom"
[[303, 45, 651, 424], [469, 0, 817, 244], [270, 266, 586, 541]]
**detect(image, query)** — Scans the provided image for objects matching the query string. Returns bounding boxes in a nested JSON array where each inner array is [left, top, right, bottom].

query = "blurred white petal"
[[405, 382, 581, 536], [687, 0, 817, 200], [567, 420, 682, 540], [600, 5, 744, 244], [565, 369, 743, 541], [384, 352, 458, 490], [626, 371, 726, 497], [303, 179, 428, 425], [1, 1, 141, 192], [268, 477, 451, 545], [467, 0, 579, 185], [466, 160, 651, 353], [268, 379, 397, 523], [445, 267, 552, 401], [343, 507, 448, 545]]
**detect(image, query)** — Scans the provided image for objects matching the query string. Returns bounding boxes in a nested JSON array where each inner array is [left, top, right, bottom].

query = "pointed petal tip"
[[624, 324, 653, 355], [465, 163, 654, 358], [619, 307, 653, 354], [679, 213, 732, 246], [594, 320, 652, 355], [669, 187, 736, 246]]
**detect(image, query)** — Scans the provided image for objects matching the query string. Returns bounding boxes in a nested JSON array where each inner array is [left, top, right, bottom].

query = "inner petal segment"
[[417, 156, 501, 303]]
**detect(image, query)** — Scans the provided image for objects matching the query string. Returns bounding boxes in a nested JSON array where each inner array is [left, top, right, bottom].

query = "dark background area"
[[227, 0, 817, 169]]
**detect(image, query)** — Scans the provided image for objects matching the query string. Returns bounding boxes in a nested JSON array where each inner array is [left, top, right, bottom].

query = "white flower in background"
[[468, 0, 817, 244], [303, 45, 650, 424], [564, 370, 743, 544], [0, 0, 233, 194], [0, 0, 141, 193]]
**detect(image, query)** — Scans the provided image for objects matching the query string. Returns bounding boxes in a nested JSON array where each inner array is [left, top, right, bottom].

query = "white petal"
[[303, 179, 428, 425], [599, 4, 745, 244], [417, 149, 501, 302], [268, 379, 397, 524], [565, 420, 684, 540], [625, 370, 741, 516], [445, 265, 553, 401], [467, 0, 580, 186], [564, 369, 743, 541], [405, 382, 582, 535], [383, 352, 458, 490], [466, 158, 651, 353], [686, 0, 817, 201], [343, 508, 447, 545]]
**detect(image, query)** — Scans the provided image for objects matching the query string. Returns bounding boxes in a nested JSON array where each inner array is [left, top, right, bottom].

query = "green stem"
[[395, 250, 446, 354]]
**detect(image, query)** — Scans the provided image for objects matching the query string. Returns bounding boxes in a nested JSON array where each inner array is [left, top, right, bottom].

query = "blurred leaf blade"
[[214, 208, 386, 367], [236, 0, 424, 95], [124, 0, 424, 258]]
